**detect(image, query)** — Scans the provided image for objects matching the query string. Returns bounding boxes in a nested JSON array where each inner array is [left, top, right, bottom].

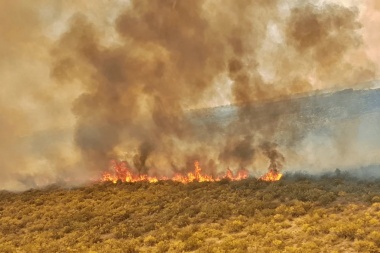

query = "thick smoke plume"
[[1, 0, 379, 190]]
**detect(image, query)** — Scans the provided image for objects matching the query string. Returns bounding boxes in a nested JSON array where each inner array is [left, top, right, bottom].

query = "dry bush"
[[0, 176, 379, 252]]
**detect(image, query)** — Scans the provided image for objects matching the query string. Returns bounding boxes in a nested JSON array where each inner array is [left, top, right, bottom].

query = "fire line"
[[101, 160, 282, 183]]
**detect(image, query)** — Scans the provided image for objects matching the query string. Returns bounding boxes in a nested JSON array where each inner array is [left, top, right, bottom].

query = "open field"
[[1, 174, 380, 252]]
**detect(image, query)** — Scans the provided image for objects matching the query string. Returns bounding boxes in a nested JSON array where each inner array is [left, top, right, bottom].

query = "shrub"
[[219, 237, 248, 253], [155, 241, 170, 253], [318, 193, 337, 205], [371, 196, 380, 203], [289, 205, 306, 217], [354, 240, 378, 253], [273, 214, 285, 222], [183, 236, 202, 251], [368, 231, 380, 247], [225, 219, 244, 233], [331, 222, 358, 240], [1, 177, 380, 252], [143, 235, 157, 246]]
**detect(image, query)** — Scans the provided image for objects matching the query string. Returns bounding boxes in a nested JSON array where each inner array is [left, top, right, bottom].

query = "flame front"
[[259, 169, 283, 182], [101, 160, 249, 184]]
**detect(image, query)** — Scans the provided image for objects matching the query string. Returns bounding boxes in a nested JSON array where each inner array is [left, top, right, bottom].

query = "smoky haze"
[[0, 0, 379, 190]]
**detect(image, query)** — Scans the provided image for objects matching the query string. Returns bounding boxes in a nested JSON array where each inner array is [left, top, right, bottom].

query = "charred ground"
[[1, 174, 380, 253]]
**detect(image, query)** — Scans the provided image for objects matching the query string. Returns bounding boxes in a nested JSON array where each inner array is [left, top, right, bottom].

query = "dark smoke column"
[[51, 0, 376, 176]]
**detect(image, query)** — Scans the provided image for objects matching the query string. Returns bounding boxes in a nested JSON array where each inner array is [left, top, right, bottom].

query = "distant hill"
[[190, 87, 380, 128], [188, 87, 380, 176]]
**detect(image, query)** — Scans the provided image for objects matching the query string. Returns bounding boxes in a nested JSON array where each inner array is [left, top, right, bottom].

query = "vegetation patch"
[[0, 175, 379, 252]]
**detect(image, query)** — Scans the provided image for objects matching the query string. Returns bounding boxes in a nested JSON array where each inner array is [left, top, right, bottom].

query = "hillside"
[[191, 87, 380, 126], [1, 175, 380, 252]]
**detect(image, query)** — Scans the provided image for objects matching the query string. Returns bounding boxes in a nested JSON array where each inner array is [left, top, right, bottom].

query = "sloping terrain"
[[191, 88, 380, 127], [1, 175, 380, 252], [188, 88, 380, 174]]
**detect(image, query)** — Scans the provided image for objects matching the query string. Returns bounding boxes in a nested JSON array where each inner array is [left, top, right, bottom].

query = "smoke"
[[0, 0, 379, 190], [363, 0, 380, 72], [218, 135, 256, 168], [0, 1, 75, 190], [261, 142, 285, 172], [133, 141, 154, 175]]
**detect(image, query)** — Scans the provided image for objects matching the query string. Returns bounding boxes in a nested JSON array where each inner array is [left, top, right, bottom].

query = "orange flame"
[[101, 160, 249, 184], [259, 169, 283, 182]]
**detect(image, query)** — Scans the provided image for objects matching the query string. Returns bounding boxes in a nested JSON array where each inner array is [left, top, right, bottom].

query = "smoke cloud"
[[1, 0, 379, 190]]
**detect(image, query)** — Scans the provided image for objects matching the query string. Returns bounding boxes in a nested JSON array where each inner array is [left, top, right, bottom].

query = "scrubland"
[[1, 173, 380, 253]]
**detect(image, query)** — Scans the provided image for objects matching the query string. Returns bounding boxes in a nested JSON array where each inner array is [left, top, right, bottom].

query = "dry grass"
[[1, 174, 380, 252]]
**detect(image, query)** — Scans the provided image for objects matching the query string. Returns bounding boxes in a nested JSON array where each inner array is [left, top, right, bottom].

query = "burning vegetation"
[[259, 169, 283, 182], [101, 160, 284, 184], [101, 160, 249, 184]]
